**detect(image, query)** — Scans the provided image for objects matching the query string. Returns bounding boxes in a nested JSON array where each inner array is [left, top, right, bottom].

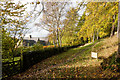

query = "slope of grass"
[[9, 35, 120, 79]]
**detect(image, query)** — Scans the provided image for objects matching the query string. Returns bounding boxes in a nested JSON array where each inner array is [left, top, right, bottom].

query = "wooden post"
[[20, 49, 23, 72]]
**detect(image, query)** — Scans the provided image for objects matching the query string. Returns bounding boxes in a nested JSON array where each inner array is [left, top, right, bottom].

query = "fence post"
[[20, 49, 23, 72]]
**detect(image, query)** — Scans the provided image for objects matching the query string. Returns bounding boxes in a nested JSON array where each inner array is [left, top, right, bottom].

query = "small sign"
[[91, 52, 98, 59]]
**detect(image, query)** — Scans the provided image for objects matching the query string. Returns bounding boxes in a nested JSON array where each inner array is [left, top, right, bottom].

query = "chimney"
[[29, 35, 32, 39]]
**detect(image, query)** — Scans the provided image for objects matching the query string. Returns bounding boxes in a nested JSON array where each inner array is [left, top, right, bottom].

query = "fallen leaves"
[[10, 38, 120, 79], [84, 75, 87, 78]]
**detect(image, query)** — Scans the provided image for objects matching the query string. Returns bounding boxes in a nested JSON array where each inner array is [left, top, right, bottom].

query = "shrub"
[[32, 43, 43, 51]]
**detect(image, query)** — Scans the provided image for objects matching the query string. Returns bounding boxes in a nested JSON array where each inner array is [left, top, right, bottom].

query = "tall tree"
[[78, 2, 118, 43], [62, 8, 79, 46], [117, 1, 120, 62], [35, 2, 68, 47]]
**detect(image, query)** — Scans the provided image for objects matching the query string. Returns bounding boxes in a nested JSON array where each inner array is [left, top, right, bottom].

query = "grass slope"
[[10, 35, 120, 79]]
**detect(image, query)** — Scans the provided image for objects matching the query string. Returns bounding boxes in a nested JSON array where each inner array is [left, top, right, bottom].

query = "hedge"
[[22, 43, 85, 71]]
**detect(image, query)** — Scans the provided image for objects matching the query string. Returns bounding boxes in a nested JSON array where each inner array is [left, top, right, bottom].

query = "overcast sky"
[[13, 0, 84, 37]]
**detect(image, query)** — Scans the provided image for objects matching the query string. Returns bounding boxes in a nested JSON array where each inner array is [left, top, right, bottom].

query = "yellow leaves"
[[57, 27, 60, 30], [76, 6, 79, 10], [93, 73, 96, 75], [75, 74, 78, 77], [99, 74, 104, 77], [49, 69, 52, 72], [10, 29, 14, 31], [65, 69, 67, 73], [52, 71, 56, 78], [70, 7, 72, 11], [31, 2, 34, 4], [84, 75, 87, 78], [37, 2, 40, 4]]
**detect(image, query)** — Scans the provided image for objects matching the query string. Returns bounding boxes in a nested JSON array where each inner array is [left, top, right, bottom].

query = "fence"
[[2, 59, 21, 78]]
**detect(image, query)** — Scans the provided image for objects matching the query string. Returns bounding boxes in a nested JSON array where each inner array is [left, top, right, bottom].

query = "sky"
[[13, 0, 84, 37], [13, 0, 49, 37]]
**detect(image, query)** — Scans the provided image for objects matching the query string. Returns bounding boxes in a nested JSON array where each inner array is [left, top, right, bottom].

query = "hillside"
[[9, 35, 120, 79]]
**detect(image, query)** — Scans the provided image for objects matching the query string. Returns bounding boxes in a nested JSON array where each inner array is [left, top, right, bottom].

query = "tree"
[[1, 1, 27, 62], [1, 0, 44, 62], [77, 2, 118, 43], [117, 1, 120, 62], [35, 2, 68, 47], [62, 8, 79, 46]]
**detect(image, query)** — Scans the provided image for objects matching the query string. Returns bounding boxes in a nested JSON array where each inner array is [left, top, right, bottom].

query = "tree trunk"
[[93, 31, 95, 42], [117, 1, 120, 62], [110, 15, 115, 37], [53, 30, 56, 47], [53, 39, 55, 46], [111, 24, 115, 37], [97, 30, 99, 40], [56, 29, 59, 47], [59, 29, 62, 47]]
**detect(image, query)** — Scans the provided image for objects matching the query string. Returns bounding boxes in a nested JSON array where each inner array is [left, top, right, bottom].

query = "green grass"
[[61, 42, 96, 66]]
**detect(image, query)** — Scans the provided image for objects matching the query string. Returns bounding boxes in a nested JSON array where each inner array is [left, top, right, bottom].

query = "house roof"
[[23, 37, 48, 42]]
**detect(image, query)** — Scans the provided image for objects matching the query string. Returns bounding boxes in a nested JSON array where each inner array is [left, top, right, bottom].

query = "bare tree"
[[16, 1, 45, 49], [35, 2, 68, 47]]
